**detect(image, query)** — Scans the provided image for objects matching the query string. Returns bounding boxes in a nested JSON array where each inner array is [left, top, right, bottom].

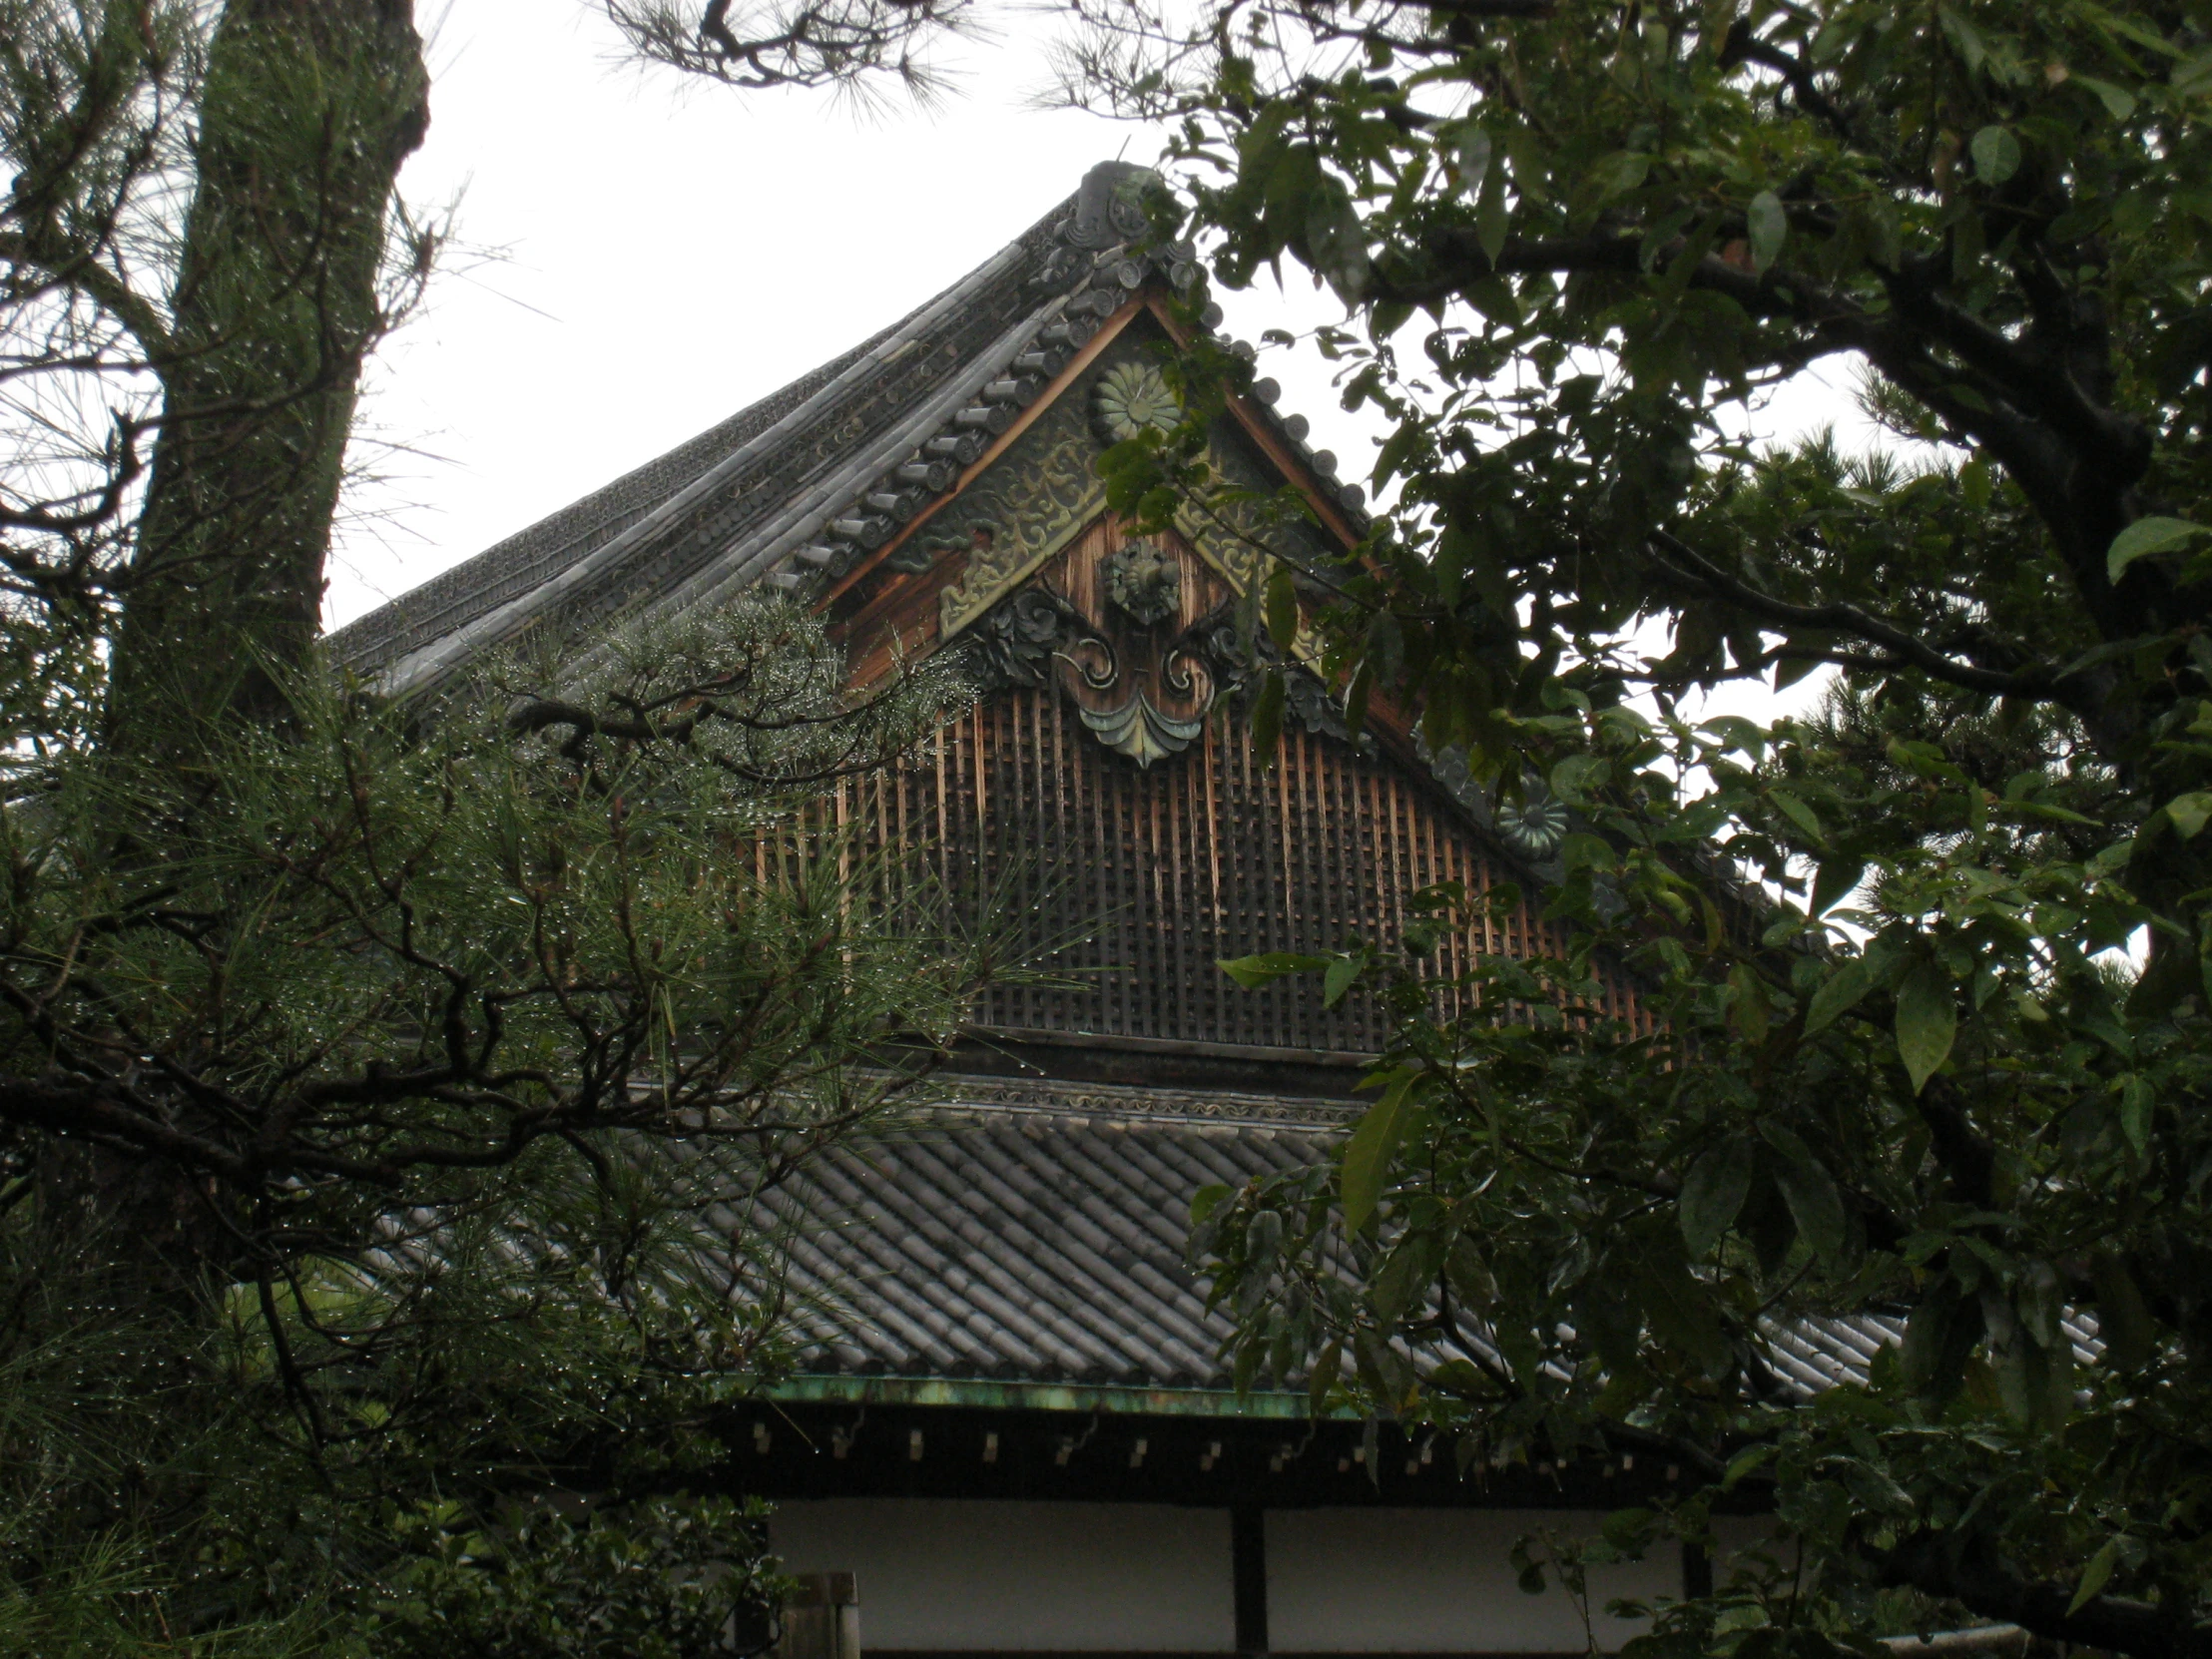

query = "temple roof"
[[738, 1089, 2099, 1412], [326, 162, 1367, 696]]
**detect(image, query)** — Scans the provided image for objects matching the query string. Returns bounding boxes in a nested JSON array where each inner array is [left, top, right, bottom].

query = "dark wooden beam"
[[1232, 1501, 1270, 1657]]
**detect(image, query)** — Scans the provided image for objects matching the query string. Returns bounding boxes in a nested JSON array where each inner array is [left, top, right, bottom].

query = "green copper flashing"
[[767, 1374, 1313, 1419]]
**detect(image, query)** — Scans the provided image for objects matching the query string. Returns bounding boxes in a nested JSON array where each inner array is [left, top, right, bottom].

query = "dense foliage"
[[1064, 2, 2212, 1655], [1, 1, 989, 1652]]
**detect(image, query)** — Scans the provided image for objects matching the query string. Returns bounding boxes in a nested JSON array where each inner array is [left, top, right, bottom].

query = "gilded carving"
[[962, 534, 1319, 770], [938, 346, 1343, 658], [937, 388, 1104, 638]]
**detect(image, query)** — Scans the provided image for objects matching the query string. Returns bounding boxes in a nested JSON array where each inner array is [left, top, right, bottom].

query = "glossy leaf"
[[1746, 190, 1787, 274], [1264, 563, 1299, 650], [1804, 958, 1873, 1033], [1323, 952, 1363, 1007], [1679, 1138, 1756, 1258], [2069, 1536, 2122, 1616], [2107, 515, 2209, 581], [1452, 124, 1492, 199], [1341, 1072, 1417, 1234], [1218, 950, 1328, 988], [1760, 1124, 1848, 1263], [1970, 124, 2022, 183], [1896, 960, 1958, 1094]]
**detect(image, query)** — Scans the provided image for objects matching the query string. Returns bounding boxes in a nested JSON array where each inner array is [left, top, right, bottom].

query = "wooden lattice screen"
[[798, 687, 1650, 1058]]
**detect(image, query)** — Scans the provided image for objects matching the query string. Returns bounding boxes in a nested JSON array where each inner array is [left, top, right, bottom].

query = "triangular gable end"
[[798, 297, 1653, 1079], [325, 162, 1658, 1080]]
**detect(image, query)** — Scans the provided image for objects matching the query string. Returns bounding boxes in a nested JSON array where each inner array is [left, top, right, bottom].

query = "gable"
[[325, 161, 1653, 1068], [802, 316, 1650, 1065], [819, 664, 1651, 1063]]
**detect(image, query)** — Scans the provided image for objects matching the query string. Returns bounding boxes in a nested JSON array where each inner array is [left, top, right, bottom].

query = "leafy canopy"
[[1062, 1, 2212, 1655]]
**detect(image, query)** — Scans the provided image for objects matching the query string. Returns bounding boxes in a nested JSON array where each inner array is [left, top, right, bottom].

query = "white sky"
[[332, 0, 1878, 744]]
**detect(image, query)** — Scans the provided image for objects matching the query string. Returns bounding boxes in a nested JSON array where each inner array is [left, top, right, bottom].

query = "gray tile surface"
[[745, 1089, 2097, 1398]]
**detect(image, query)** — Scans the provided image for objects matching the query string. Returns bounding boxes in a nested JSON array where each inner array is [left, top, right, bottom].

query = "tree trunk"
[[107, 0, 428, 749]]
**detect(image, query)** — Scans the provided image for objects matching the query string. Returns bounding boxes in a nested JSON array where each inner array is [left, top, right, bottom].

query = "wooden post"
[[779, 1571, 859, 1659], [1232, 1503, 1269, 1658]]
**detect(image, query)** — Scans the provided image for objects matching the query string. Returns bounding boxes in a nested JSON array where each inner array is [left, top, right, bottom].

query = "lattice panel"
[[817, 688, 1649, 1057]]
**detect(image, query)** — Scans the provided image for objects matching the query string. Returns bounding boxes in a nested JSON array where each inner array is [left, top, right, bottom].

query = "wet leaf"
[[1679, 1137, 1755, 1258], [1896, 960, 1957, 1094]]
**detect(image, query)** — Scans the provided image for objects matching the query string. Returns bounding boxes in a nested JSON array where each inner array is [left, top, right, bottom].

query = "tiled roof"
[[747, 1081, 1352, 1389], [324, 162, 1371, 696], [745, 1082, 2096, 1403]]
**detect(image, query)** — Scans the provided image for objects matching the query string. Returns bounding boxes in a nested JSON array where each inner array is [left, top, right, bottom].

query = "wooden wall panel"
[[826, 689, 1650, 1057]]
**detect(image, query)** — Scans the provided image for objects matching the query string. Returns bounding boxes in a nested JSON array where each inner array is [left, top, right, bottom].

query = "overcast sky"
[[331, 0, 1873, 682], [331, 0, 1222, 624]]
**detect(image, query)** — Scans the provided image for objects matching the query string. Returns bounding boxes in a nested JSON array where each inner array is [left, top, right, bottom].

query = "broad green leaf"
[[2090, 1254, 2155, 1373], [1445, 1238, 1494, 1309], [1811, 857, 1866, 916], [1308, 1338, 1343, 1415], [1834, 1457, 1916, 1516], [1341, 1072, 1416, 1233], [1969, 125, 2020, 184], [1252, 667, 1287, 759], [1588, 150, 1651, 203], [1451, 124, 1492, 200], [2166, 790, 2212, 839], [1959, 458, 1991, 508], [1345, 662, 1374, 737], [2069, 1537, 2121, 1616], [1679, 1137, 1755, 1258], [1372, 1244, 1419, 1324], [1642, 1252, 1734, 1378], [2073, 74, 2138, 120], [1264, 562, 1299, 650], [2117, 1074, 2154, 1156], [1550, 753, 1607, 802], [2107, 516, 2209, 582], [1804, 957, 1872, 1033], [1896, 960, 1958, 1094], [1323, 953, 1363, 1007], [1936, 3, 1987, 73], [1728, 962, 1771, 1043], [1723, 1443, 1777, 1487], [1746, 190, 1787, 274], [1191, 1182, 1233, 1224], [1904, 1277, 1976, 1395], [1425, 1357, 1485, 1396], [1769, 788, 1824, 844], [1475, 149, 1510, 267], [1219, 950, 1328, 988], [1760, 1123, 1848, 1263]]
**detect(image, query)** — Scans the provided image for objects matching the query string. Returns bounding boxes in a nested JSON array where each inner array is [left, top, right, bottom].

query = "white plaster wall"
[[770, 1498, 1235, 1651], [1267, 1508, 1678, 1654]]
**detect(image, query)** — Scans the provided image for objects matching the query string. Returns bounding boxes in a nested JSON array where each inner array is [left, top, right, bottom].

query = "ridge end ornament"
[[1492, 782, 1570, 860], [1092, 362, 1181, 446], [1101, 542, 1181, 627]]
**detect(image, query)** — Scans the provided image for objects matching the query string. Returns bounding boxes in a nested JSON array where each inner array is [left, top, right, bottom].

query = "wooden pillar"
[[1232, 1502, 1269, 1657], [1682, 1540, 1714, 1600], [779, 1571, 859, 1659]]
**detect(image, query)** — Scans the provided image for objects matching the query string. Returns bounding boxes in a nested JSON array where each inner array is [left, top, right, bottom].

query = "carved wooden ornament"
[[969, 521, 1248, 769]]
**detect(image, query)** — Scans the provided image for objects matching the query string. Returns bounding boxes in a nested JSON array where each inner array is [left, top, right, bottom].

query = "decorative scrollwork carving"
[[966, 585, 1099, 691], [937, 392, 1107, 640], [1079, 696, 1206, 769], [1185, 602, 1358, 747]]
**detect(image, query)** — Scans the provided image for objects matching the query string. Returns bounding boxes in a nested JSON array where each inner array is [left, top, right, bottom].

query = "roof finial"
[[1066, 160, 1157, 250]]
